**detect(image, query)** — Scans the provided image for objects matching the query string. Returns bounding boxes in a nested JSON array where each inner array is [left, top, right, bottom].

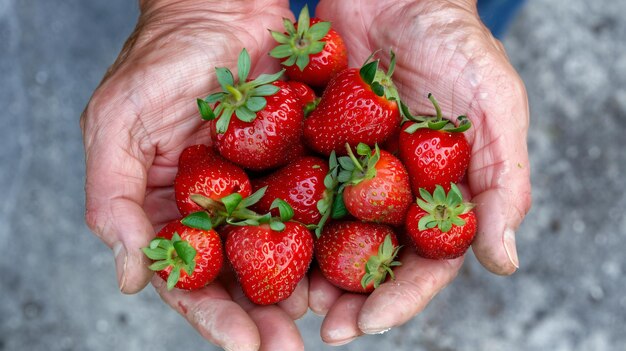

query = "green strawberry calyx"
[[197, 48, 285, 133], [269, 5, 331, 71], [416, 183, 474, 233], [186, 187, 295, 232], [401, 93, 472, 134], [314, 151, 347, 238], [361, 234, 402, 289], [338, 142, 380, 186], [142, 232, 197, 291], [359, 50, 406, 116]]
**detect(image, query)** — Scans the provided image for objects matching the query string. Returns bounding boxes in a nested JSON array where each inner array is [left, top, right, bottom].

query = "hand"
[[80, 1, 309, 349], [310, 0, 531, 344]]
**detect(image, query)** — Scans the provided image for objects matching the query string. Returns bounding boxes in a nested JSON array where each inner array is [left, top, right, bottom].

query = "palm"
[[310, 0, 531, 342]]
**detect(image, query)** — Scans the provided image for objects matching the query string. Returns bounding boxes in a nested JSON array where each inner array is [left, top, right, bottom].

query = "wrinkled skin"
[[80, 0, 531, 349]]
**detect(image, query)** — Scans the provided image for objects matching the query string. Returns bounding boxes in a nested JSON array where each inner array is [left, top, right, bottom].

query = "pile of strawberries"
[[142, 7, 477, 305]]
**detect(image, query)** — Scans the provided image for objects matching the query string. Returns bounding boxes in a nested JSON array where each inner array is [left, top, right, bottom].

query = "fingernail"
[[113, 241, 128, 292], [503, 228, 519, 269], [326, 336, 358, 346], [362, 327, 392, 335]]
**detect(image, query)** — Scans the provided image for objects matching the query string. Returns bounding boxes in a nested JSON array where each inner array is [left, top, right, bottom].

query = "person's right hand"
[[80, 1, 310, 349]]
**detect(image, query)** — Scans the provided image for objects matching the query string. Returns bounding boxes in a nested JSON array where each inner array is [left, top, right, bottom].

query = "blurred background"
[[1, 0, 625, 350]]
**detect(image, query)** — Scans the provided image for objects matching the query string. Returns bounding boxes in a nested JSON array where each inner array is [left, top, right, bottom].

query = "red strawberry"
[[315, 221, 401, 293], [405, 184, 477, 259], [339, 143, 413, 226], [251, 156, 330, 225], [174, 144, 252, 217], [225, 221, 314, 305], [270, 5, 348, 88], [303, 51, 403, 156], [142, 219, 223, 291], [287, 81, 318, 116], [398, 94, 471, 193], [197, 49, 305, 171]]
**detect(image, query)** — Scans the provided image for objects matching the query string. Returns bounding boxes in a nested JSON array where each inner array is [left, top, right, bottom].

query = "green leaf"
[[197, 99, 215, 121], [387, 50, 397, 77], [403, 123, 420, 134], [283, 55, 297, 67], [270, 220, 286, 232], [337, 170, 352, 183], [149, 238, 164, 250], [338, 156, 355, 171], [238, 49, 251, 83], [246, 96, 267, 112], [271, 198, 295, 222], [359, 60, 379, 86], [166, 267, 180, 291], [270, 30, 291, 44], [283, 18, 297, 35], [215, 67, 234, 90], [296, 4, 311, 37], [142, 247, 168, 261], [371, 82, 385, 97], [221, 193, 243, 215], [240, 186, 267, 207], [181, 211, 213, 231], [250, 84, 280, 97], [148, 260, 171, 271], [418, 215, 435, 231], [331, 190, 348, 219], [308, 40, 326, 54], [323, 172, 336, 189], [215, 107, 233, 134], [317, 198, 330, 214], [173, 240, 197, 266], [235, 106, 257, 122], [295, 54, 310, 71], [308, 22, 331, 41], [270, 44, 294, 59], [253, 70, 284, 86], [418, 188, 434, 203], [329, 151, 338, 169], [356, 143, 371, 156], [206, 92, 226, 104], [433, 186, 446, 204]]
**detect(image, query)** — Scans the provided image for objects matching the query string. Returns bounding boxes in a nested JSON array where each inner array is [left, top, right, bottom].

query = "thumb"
[[82, 109, 154, 294]]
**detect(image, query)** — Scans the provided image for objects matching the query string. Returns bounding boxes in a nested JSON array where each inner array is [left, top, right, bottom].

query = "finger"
[[320, 294, 367, 346], [277, 276, 309, 320], [83, 120, 154, 293], [308, 265, 343, 316], [152, 277, 261, 351], [358, 251, 464, 334], [228, 277, 305, 351], [468, 74, 531, 275]]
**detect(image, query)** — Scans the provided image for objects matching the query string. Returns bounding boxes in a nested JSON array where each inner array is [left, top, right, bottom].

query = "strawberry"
[[315, 221, 401, 293], [287, 80, 318, 116], [197, 49, 305, 171], [398, 94, 471, 193], [270, 5, 348, 88], [338, 143, 413, 226], [250, 156, 330, 226], [405, 184, 477, 259], [303, 51, 403, 156], [142, 219, 223, 291], [225, 220, 314, 305], [174, 144, 252, 217]]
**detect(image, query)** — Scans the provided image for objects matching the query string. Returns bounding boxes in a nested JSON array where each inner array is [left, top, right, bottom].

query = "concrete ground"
[[1, 0, 625, 350]]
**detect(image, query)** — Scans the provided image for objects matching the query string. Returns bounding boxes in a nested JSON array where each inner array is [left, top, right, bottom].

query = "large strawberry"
[[142, 219, 223, 291], [315, 221, 401, 293], [250, 156, 330, 226], [225, 219, 314, 305], [398, 94, 471, 193], [270, 5, 348, 88], [197, 49, 305, 171], [405, 184, 476, 259], [338, 143, 412, 226], [303, 51, 403, 156], [174, 144, 252, 217]]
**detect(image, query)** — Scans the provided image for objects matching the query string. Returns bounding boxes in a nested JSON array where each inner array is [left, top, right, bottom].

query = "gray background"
[[1, 0, 625, 350]]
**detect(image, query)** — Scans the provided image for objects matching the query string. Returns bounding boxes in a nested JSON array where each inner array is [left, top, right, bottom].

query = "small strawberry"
[[270, 5, 348, 88], [315, 221, 401, 293], [197, 49, 305, 171], [142, 219, 223, 291], [338, 143, 413, 226], [174, 144, 252, 217], [303, 51, 403, 156], [398, 94, 471, 193], [287, 81, 318, 116], [225, 202, 314, 305], [250, 156, 329, 226], [405, 183, 477, 259]]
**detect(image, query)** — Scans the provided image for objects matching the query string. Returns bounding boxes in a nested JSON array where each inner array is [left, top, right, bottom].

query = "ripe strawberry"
[[142, 219, 223, 291], [303, 51, 403, 156], [270, 5, 348, 88], [338, 143, 413, 226], [197, 49, 305, 171], [287, 80, 318, 116], [398, 94, 471, 193], [250, 156, 330, 225], [405, 184, 477, 259], [225, 221, 314, 305], [174, 144, 252, 217], [315, 221, 401, 293]]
